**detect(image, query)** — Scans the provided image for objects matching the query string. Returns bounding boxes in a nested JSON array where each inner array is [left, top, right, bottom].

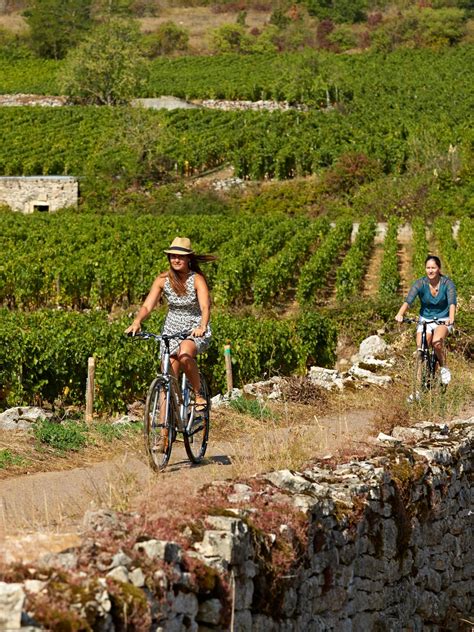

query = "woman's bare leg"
[[431, 325, 449, 367], [176, 340, 206, 406]]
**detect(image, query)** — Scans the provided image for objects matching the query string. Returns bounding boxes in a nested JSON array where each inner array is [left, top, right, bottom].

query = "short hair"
[[425, 255, 442, 269]]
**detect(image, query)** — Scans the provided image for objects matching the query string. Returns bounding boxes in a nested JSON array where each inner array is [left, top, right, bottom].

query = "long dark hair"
[[167, 253, 217, 296]]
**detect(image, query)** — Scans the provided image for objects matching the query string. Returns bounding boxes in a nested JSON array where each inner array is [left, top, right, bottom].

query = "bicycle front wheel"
[[144, 377, 174, 471], [183, 372, 210, 464], [414, 351, 430, 394]]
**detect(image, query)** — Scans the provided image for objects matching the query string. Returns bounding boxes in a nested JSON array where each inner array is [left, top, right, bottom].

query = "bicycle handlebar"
[[402, 318, 448, 325], [127, 330, 191, 342]]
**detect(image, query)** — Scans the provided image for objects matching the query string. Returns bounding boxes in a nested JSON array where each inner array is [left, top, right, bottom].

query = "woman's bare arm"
[[191, 274, 211, 337], [125, 274, 165, 334]]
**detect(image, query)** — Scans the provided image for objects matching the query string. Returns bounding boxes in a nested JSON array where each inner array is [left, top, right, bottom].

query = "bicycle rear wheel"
[[144, 377, 174, 471], [183, 372, 210, 464]]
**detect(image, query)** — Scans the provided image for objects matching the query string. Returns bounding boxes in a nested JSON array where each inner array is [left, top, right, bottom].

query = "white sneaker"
[[407, 391, 421, 403], [440, 367, 451, 385]]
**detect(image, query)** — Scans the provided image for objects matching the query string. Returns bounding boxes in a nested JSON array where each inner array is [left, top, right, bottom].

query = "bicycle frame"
[[149, 332, 191, 434], [132, 329, 202, 436], [417, 321, 437, 378], [404, 317, 446, 390]]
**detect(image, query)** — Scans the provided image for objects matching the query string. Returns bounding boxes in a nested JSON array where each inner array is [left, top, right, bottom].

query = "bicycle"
[[403, 317, 449, 400], [130, 330, 211, 471]]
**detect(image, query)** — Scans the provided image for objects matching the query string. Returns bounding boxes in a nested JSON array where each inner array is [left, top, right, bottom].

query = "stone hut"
[[0, 176, 78, 213]]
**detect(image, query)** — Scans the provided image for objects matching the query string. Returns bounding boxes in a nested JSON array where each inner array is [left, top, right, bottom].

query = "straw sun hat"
[[164, 237, 194, 255]]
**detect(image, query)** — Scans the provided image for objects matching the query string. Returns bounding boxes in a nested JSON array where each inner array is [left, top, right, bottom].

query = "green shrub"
[[210, 24, 249, 54], [323, 152, 383, 195], [411, 217, 429, 280], [209, 23, 277, 54], [34, 419, 88, 452], [371, 7, 466, 51], [304, 0, 367, 23], [94, 421, 138, 440], [142, 21, 189, 57], [335, 215, 376, 301], [327, 24, 358, 51]]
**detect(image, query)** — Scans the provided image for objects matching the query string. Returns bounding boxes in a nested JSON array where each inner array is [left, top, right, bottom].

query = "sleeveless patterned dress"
[[161, 272, 211, 357]]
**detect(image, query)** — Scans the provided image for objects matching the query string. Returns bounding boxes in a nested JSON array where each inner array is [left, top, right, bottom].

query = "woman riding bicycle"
[[395, 255, 457, 386], [125, 237, 215, 415]]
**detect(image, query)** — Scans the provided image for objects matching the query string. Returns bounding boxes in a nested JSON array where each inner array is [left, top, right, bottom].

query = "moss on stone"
[[26, 577, 103, 631], [107, 578, 151, 631]]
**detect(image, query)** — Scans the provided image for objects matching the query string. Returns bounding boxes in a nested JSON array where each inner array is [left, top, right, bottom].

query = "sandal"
[[194, 400, 208, 416]]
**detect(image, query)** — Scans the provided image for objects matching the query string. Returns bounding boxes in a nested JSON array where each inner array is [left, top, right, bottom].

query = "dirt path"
[[0, 408, 375, 564], [398, 242, 412, 296], [398, 224, 413, 296], [362, 244, 384, 297]]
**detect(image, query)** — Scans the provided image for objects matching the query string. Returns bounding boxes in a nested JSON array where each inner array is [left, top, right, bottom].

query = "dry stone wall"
[[0, 418, 472, 631]]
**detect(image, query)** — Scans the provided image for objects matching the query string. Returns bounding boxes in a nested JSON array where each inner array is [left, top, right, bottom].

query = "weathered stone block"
[[134, 539, 182, 563], [353, 555, 385, 578], [281, 586, 298, 617], [417, 590, 441, 619], [311, 587, 347, 614], [266, 469, 327, 497], [310, 549, 339, 573], [0, 583, 24, 630], [197, 598, 222, 625], [232, 609, 252, 631], [106, 565, 129, 583], [129, 567, 145, 588], [171, 592, 198, 617], [196, 530, 237, 565], [234, 577, 253, 610], [352, 611, 376, 630]]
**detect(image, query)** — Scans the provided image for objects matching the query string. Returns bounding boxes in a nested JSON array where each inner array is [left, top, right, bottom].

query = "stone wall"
[[0, 418, 472, 631], [198, 99, 308, 112], [0, 176, 78, 213]]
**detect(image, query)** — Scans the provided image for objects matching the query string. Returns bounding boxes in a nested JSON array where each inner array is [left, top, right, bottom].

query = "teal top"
[[405, 275, 457, 319]]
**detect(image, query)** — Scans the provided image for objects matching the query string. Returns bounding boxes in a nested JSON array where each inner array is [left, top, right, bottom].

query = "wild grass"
[[83, 458, 146, 514], [372, 348, 474, 434], [0, 449, 26, 469], [229, 420, 322, 476], [228, 395, 274, 420]]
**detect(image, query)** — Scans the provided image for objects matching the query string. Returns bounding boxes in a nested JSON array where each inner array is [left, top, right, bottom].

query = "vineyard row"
[[2, 212, 472, 311], [0, 308, 336, 410]]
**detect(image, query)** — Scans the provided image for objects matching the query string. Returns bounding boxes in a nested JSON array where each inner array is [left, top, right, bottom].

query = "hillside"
[[0, 6, 473, 628]]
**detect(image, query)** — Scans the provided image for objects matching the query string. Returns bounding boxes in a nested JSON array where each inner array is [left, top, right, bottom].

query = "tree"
[[304, 0, 367, 23], [93, 0, 134, 17], [24, 0, 93, 59], [142, 21, 189, 57], [60, 17, 148, 105]]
